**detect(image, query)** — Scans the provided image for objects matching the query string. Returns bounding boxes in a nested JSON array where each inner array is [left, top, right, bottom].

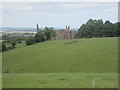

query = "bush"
[[0, 42, 1, 52], [25, 37, 34, 45], [10, 39, 17, 48], [18, 39, 22, 43], [18, 40, 22, 43], [34, 31, 45, 43], [16, 38, 22, 43], [1, 42, 7, 51]]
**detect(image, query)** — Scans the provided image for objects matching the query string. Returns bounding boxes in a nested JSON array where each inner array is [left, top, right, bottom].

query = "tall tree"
[[44, 27, 56, 40], [94, 19, 104, 37], [77, 19, 117, 38], [103, 20, 114, 37]]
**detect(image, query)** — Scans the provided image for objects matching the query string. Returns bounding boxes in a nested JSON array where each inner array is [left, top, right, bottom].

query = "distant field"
[[2, 37, 118, 88]]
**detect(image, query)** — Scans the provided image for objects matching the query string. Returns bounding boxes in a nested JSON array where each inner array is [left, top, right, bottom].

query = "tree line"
[[25, 27, 56, 45], [76, 19, 120, 38], [1, 27, 56, 52]]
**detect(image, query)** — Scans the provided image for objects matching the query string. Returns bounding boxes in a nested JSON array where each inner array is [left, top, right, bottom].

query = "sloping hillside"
[[2, 37, 118, 88], [3, 37, 118, 73]]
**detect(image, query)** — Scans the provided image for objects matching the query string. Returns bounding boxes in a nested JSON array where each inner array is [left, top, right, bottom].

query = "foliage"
[[0, 42, 1, 52], [34, 31, 45, 43], [10, 39, 17, 48], [25, 37, 34, 45], [1, 42, 7, 51], [34, 27, 56, 43], [77, 19, 119, 38], [17, 38, 22, 43], [44, 27, 56, 40], [2, 34, 27, 42]]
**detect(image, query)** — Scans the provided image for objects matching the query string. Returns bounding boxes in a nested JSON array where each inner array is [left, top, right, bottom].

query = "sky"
[[0, 1, 118, 28]]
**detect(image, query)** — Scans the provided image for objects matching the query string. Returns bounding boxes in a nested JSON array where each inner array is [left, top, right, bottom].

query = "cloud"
[[1, 2, 117, 17], [1, 0, 119, 2], [102, 7, 118, 12], [1, 3, 33, 11], [1, 1, 117, 28], [1, 3, 59, 13], [58, 3, 101, 9]]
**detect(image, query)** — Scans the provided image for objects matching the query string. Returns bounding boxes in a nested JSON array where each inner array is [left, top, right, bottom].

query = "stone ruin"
[[36, 24, 76, 40]]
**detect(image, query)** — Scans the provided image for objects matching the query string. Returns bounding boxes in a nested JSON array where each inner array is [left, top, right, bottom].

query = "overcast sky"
[[0, 1, 118, 28]]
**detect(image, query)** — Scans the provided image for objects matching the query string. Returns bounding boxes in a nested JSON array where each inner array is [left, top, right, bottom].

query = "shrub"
[[34, 31, 45, 43], [17, 39, 22, 43], [0, 42, 1, 52], [25, 37, 34, 45], [1, 42, 7, 51], [18, 40, 22, 43], [10, 39, 17, 48], [16, 38, 22, 43]]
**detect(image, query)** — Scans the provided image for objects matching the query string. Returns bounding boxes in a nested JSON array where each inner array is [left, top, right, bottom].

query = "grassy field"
[[2, 37, 118, 88], [3, 73, 118, 88]]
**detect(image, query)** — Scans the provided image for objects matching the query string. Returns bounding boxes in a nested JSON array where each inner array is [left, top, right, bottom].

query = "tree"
[[34, 31, 45, 43], [10, 39, 17, 48], [44, 27, 51, 40], [86, 19, 96, 37], [49, 27, 56, 39], [77, 19, 118, 38], [77, 19, 96, 38], [76, 24, 86, 38], [25, 37, 34, 45], [118, 22, 120, 36], [103, 20, 114, 37], [113, 22, 118, 37], [92, 19, 104, 37], [44, 27, 56, 40]]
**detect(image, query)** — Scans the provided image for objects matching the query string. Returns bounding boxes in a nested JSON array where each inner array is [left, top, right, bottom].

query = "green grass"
[[0, 40, 3, 42], [2, 37, 118, 88], [3, 73, 118, 88]]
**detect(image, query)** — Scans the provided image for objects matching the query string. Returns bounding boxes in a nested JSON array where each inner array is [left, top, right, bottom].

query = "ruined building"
[[55, 26, 76, 39], [36, 24, 42, 32], [36, 24, 76, 40]]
